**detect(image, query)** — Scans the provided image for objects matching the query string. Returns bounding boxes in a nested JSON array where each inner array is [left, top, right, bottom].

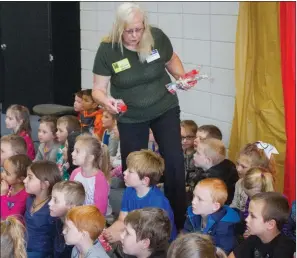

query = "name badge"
[[112, 58, 131, 73], [146, 49, 160, 63]]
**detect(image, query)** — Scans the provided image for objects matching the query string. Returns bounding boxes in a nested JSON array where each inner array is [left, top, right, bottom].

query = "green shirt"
[[93, 27, 179, 123]]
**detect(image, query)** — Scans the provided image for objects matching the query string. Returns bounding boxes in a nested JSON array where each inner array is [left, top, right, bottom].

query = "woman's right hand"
[[103, 96, 119, 114], [93, 74, 119, 113]]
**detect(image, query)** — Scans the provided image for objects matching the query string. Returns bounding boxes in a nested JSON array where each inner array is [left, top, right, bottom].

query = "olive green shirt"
[[93, 27, 179, 123]]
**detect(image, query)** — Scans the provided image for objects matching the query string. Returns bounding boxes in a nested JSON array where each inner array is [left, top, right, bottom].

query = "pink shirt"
[[19, 131, 35, 160], [70, 167, 109, 215], [1, 188, 28, 219]]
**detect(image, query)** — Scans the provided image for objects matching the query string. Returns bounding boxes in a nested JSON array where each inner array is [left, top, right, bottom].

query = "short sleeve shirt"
[[93, 27, 179, 123], [233, 234, 296, 258], [121, 186, 177, 241]]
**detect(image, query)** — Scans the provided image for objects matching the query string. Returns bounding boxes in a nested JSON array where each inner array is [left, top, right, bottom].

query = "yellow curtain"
[[229, 2, 286, 191]]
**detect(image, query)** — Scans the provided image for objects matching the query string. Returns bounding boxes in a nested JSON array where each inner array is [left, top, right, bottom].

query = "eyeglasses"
[[124, 27, 144, 35], [181, 136, 196, 141]]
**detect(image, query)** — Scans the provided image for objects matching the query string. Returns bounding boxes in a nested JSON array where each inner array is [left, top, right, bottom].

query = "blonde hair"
[[0, 134, 27, 155], [239, 142, 277, 179], [243, 167, 275, 195], [57, 115, 81, 134], [199, 138, 226, 165], [103, 2, 154, 63], [52, 181, 85, 206], [126, 149, 164, 186], [197, 125, 222, 140], [66, 205, 105, 241], [6, 104, 32, 136], [181, 120, 198, 135], [1, 216, 27, 258], [197, 178, 228, 206], [167, 233, 227, 258], [76, 134, 110, 179]]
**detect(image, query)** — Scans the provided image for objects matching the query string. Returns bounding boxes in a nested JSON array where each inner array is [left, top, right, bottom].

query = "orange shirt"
[[80, 109, 105, 140]]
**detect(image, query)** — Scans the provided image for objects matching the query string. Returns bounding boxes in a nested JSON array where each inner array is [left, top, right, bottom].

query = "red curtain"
[[280, 2, 296, 205]]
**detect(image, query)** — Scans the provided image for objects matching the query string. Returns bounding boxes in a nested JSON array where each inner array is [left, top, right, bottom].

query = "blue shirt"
[[102, 130, 111, 146], [121, 186, 177, 241], [25, 196, 56, 254], [54, 218, 73, 258], [183, 205, 240, 254]]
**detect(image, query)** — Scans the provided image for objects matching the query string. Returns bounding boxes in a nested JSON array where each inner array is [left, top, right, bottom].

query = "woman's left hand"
[[179, 77, 198, 90]]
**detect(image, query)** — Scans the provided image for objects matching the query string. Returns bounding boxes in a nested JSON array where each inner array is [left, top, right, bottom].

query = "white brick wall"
[[80, 1, 239, 147]]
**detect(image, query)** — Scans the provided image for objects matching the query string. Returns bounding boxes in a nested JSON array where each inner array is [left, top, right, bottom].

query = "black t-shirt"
[[233, 234, 296, 258]]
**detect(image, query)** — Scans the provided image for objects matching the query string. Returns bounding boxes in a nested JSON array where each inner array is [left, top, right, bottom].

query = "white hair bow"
[[255, 141, 279, 159]]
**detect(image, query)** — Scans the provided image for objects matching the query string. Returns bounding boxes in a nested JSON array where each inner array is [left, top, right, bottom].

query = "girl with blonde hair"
[[240, 167, 275, 239], [230, 141, 277, 212], [1, 216, 27, 258], [70, 134, 111, 216]]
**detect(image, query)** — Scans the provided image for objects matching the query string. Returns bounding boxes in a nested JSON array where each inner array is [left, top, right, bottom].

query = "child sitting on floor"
[[48, 180, 85, 258], [230, 141, 277, 212], [112, 208, 171, 258], [34, 115, 60, 162], [239, 167, 275, 239], [1, 134, 27, 168], [180, 120, 198, 204], [194, 124, 222, 149], [5, 104, 36, 160], [70, 134, 111, 216], [80, 89, 105, 140], [1, 216, 27, 258], [229, 192, 295, 258], [23, 160, 62, 257], [1, 154, 32, 219], [183, 178, 240, 254], [102, 110, 119, 157], [193, 138, 238, 204], [63, 205, 109, 258], [73, 90, 84, 116], [168, 233, 227, 258], [103, 150, 177, 244], [56, 115, 81, 180]]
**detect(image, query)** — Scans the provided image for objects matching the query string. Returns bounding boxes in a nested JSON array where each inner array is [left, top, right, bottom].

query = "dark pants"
[[118, 106, 186, 229]]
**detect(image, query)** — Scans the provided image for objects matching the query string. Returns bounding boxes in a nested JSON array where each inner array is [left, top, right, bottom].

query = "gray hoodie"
[[71, 240, 109, 258]]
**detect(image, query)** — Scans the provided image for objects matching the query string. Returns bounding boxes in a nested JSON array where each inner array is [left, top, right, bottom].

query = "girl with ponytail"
[[241, 167, 275, 238], [230, 141, 277, 212], [70, 134, 112, 216]]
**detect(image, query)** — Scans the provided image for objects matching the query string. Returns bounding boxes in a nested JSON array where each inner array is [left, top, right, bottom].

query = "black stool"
[[33, 104, 76, 117]]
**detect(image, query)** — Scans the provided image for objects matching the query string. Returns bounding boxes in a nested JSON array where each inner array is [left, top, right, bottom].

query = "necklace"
[[31, 197, 50, 213], [7, 186, 13, 197]]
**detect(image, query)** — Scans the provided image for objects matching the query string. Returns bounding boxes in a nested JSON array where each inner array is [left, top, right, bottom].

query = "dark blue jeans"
[[118, 106, 186, 229]]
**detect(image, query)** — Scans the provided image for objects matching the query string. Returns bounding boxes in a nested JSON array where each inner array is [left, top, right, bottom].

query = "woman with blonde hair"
[[92, 2, 196, 230]]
